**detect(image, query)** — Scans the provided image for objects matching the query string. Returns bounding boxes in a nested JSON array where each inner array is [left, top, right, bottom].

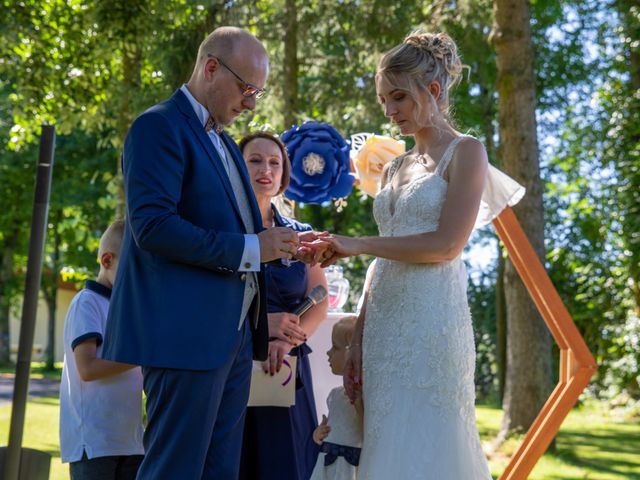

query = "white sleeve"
[[238, 234, 261, 272], [67, 293, 104, 350]]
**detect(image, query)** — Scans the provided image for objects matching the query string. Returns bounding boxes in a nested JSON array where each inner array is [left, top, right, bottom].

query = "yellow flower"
[[352, 134, 405, 197]]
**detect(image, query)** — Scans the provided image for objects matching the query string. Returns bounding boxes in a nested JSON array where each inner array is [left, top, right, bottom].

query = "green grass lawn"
[[1, 397, 638, 479], [0, 362, 63, 381], [478, 402, 640, 479], [0, 397, 67, 480]]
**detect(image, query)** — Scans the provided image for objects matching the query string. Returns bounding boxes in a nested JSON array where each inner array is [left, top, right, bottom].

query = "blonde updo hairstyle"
[[377, 31, 464, 126]]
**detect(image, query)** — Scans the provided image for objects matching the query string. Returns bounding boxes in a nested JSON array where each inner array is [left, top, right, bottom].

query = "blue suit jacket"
[[103, 89, 269, 369]]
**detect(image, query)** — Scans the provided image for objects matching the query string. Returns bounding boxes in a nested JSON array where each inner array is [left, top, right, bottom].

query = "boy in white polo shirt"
[[59, 219, 144, 480]]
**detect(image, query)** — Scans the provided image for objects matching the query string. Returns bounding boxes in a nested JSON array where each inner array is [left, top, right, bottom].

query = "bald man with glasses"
[[103, 27, 298, 479]]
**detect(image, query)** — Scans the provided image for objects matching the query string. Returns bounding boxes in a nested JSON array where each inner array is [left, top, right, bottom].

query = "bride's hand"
[[320, 235, 362, 267], [343, 343, 363, 403], [295, 238, 333, 265]]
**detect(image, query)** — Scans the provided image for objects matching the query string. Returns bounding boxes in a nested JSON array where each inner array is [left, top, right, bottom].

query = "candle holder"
[[325, 265, 350, 312]]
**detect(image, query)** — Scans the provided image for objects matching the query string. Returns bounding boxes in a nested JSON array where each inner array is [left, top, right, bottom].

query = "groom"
[[103, 27, 300, 479]]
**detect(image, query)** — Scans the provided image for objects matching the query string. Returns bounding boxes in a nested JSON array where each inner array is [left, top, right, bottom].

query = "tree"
[[0, 137, 35, 364], [40, 132, 116, 368], [541, 0, 639, 401], [491, 0, 553, 436], [0, 1, 223, 365], [611, 0, 640, 315], [282, 0, 299, 129]]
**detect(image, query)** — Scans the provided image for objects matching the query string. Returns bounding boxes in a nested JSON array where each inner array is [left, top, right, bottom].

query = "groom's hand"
[[297, 230, 330, 243], [295, 231, 334, 265], [258, 227, 299, 263]]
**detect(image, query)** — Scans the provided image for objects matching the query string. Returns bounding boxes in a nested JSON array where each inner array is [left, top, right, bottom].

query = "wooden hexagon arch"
[[492, 207, 598, 479]]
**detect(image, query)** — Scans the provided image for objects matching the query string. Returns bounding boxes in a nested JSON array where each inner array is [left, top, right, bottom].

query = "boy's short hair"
[[334, 315, 358, 347], [98, 219, 125, 257]]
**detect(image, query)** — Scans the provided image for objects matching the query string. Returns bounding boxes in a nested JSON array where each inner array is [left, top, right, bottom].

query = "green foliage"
[[0, 0, 173, 145], [544, 0, 640, 398], [41, 131, 118, 283], [468, 252, 499, 401]]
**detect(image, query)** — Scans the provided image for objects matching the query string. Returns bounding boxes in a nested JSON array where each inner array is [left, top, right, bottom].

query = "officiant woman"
[[238, 132, 329, 480]]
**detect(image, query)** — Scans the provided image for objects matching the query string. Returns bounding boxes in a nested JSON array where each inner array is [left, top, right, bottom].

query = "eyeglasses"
[[208, 54, 267, 99]]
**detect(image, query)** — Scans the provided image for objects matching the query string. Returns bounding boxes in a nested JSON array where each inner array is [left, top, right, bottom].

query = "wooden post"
[[493, 208, 597, 479], [3, 125, 55, 480]]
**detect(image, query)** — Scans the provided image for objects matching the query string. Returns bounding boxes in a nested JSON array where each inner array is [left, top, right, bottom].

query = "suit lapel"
[[171, 90, 247, 230], [221, 132, 265, 232]]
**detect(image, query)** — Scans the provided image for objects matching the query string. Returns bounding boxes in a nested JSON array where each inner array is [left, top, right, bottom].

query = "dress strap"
[[384, 153, 409, 184], [435, 135, 473, 178]]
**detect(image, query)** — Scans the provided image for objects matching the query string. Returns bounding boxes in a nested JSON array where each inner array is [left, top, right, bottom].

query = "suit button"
[[244, 262, 251, 269], [240, 273, 246, 281]]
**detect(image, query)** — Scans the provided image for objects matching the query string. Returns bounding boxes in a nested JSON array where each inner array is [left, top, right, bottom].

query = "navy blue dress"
[[239, 206, 320, 480]]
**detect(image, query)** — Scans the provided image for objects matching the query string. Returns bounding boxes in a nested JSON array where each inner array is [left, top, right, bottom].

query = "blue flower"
[[282, 121, 355, 204]]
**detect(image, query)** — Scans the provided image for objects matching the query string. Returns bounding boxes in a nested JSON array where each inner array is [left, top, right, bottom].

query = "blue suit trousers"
[[137, 320, 253, 479]]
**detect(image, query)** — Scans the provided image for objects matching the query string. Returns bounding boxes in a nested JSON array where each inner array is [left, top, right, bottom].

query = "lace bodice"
[[373, 135, 467, 237], [374, 172, 447, 237]]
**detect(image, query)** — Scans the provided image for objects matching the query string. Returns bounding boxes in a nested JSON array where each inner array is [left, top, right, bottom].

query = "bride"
[[321, 31, 493, 479]]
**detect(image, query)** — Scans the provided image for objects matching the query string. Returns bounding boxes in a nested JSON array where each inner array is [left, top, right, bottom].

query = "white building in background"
[[9, 282, 78, 363]]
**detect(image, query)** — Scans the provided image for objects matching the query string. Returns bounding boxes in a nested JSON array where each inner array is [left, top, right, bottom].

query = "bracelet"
[[346, 343, 361, 349]]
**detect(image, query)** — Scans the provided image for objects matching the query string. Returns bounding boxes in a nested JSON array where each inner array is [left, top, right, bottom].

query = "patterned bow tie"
[[205, 116, 223, 134]]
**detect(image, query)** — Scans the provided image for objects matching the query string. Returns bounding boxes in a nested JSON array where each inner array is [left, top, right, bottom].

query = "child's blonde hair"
[[98, 219, 125, 257], [333, 315, 358, 347]]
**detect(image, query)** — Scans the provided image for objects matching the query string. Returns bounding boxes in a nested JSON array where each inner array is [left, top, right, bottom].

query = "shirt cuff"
[[238, 234, 260, 271]]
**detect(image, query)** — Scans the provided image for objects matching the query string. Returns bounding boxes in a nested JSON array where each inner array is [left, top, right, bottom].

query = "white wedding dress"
[[358, 136, 493, 479]]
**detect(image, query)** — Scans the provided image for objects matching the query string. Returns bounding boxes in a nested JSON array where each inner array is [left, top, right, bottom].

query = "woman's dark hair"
[[239, 132, 291, 195]]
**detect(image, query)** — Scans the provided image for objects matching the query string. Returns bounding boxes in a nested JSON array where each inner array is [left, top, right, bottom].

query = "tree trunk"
[[480, 84, 495, 159], [0, 227, 19, 365], [495, 245, 507, 403], [491, 0, 553, 437], [44, 286, 57, 369], [282, 0, 299, 130], [478, 62, 505, 403], [44, 209, 62, 369], [115, 39, 142, 219], [621, 0, 640, 91], [618, 0, 640, 316]]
